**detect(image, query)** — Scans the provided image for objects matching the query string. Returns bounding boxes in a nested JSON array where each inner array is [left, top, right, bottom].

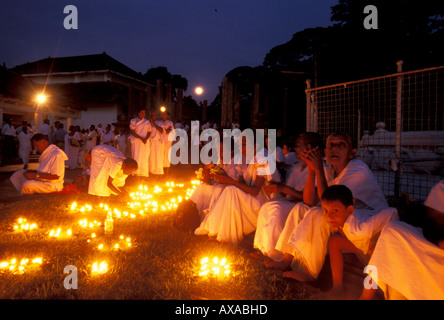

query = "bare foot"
[[282, 271, 315, 283], [250, 251, 266, 261], [264, 259, 291, 271]]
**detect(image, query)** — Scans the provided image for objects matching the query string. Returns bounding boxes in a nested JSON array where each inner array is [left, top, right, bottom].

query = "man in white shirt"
[[2, 118, 17, 164], [10, 134, 68, 194], [39, 119, 52, 142], [88, 144, 138, 198]]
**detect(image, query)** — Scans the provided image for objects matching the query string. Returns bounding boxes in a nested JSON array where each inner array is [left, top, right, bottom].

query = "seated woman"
[[190, 139, 247, 217], [194, 137, 281, 246], [252, 132, 324, 261], [267, 133, 394, 282], [360, 179, 444, 300]]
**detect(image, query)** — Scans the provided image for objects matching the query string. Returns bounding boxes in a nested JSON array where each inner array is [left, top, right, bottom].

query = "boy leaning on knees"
[[320, 185, 397, 298]]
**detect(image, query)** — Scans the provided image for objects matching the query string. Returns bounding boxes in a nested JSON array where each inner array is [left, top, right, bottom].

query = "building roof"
[[12, 52, 145, 82]]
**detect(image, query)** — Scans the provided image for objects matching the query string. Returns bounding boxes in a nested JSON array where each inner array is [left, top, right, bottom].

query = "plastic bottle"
[[105, 211, 114, 235]]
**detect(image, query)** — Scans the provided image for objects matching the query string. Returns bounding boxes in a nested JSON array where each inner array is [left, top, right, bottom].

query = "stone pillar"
[[221, 77, 228, 129], [234, 87, 240, 125], [202, 100, 207, 122], [253, 83, 260, 128], [176, 88, 183, 122], [146, 85, 153, 110], [155, 79, 163, 114], [166, 83, 172, 116], [227, 82, 234, 127]]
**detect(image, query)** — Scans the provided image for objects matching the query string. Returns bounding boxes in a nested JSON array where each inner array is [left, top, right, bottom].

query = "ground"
[[0, 160, 383, 300]]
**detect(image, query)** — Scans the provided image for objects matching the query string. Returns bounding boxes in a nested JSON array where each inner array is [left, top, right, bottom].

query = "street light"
[[36, 93, 46, 104], [160, 106, 166, 113]]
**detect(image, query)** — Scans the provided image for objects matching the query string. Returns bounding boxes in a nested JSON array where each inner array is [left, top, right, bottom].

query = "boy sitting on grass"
[[321, 185, 397, 298]]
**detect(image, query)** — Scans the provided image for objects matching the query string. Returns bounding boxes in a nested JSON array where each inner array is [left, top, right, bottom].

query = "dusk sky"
[[1, 0, 336, 103]]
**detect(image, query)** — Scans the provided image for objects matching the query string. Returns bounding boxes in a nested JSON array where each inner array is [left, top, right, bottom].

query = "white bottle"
[[105, 211, 113, 235]]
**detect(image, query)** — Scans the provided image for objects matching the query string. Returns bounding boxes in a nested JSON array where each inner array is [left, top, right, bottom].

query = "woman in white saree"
[[195, 139, 280, 246]]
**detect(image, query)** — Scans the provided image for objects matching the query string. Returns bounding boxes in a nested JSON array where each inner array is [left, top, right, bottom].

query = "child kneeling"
[[321, 185, 398, 298]]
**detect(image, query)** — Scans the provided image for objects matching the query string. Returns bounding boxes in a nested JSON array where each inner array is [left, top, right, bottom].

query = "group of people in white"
[[3, 111, 443, 300], [189, 131, 443, 300]]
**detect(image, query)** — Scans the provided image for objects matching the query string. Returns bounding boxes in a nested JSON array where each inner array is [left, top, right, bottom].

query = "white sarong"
[[130, 117, 151, 177], [10, 144, 67, 194], [88, 145, 127, 197]]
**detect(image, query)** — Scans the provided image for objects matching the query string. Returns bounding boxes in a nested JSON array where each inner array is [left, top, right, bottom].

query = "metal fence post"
[[306, 79, 312, 131], [395, 60, 404, 198]]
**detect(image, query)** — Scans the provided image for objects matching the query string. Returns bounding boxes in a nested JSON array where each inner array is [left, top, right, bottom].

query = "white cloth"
[[39, 123, 51, 137], [115, 134, 128, 157], [194, 157, 279, 246], [424, 179, 444, 213], [254, 162, 309, 261], [64, 132, 81, 169], [18, 131, 32, 165], [129, 117, 151, 177], [149, 120, 165, 175], [2, 123, 16, 136], [88, 145, 127, 197], [85, 130, 98, 153], [282, 159, 392, 278], [368, 220, 444, 300], [101, 132, 115, 145], [190, 159, 247, 216], [10, 144, 67, 194], [284, 152, 298, 166], [158, 119, 175, 168]]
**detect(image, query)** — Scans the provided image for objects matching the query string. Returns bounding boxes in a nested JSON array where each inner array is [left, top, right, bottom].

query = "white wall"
[[71, 104, 119, 130]]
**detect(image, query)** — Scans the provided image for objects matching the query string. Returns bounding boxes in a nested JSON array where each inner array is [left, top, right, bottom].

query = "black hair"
[[297, 132, 325, 150], [31, 133, 49, 143], [321, 185, 354, 208]]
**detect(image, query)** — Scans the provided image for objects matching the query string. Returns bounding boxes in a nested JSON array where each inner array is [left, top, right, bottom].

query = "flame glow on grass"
[[13, 218, 38, 232], [91, 261, 108, 275], [198, 256, 231, 278], [0, 257, 43, 274]]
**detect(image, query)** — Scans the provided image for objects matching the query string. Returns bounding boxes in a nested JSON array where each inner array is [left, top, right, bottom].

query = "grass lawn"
[[0, 169, 324, 300]]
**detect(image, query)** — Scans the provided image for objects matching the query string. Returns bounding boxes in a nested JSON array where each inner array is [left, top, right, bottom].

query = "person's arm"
[[130, 128, 150, 144], [264, 182, 303, 202], [24, 171, 59, 180], [106, 176, 128, 197], [213, 173, 265, 196], [301, 147, 327, 206], [150, 118, 164, 133]]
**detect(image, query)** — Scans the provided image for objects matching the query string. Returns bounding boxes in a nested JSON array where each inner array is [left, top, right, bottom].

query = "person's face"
[[138, 110, 146, 119], [322, 200, 353, 229], [33, 140, 49, 154], [122, 164, 137, 175], [282, 144, 290, 156], [161, 113, 168, 121], [294, 138, 306, 160], [325, 136, 354, 167]]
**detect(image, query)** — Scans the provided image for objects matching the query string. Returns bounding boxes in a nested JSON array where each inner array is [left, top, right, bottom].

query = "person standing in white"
[[149, 112, 165, 175], [17, 126, 33, 169], [158, 111, 175, 177], [39, 119, 52, 143], [10, 134, 67, 194], [129, 108, 151, 178]]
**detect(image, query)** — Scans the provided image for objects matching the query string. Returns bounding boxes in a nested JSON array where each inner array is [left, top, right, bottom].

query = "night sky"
[[0, 0, 336, 103]]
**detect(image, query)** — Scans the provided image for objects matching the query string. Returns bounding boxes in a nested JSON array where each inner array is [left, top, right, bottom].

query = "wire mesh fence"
[[306, 62, 444, 202]]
